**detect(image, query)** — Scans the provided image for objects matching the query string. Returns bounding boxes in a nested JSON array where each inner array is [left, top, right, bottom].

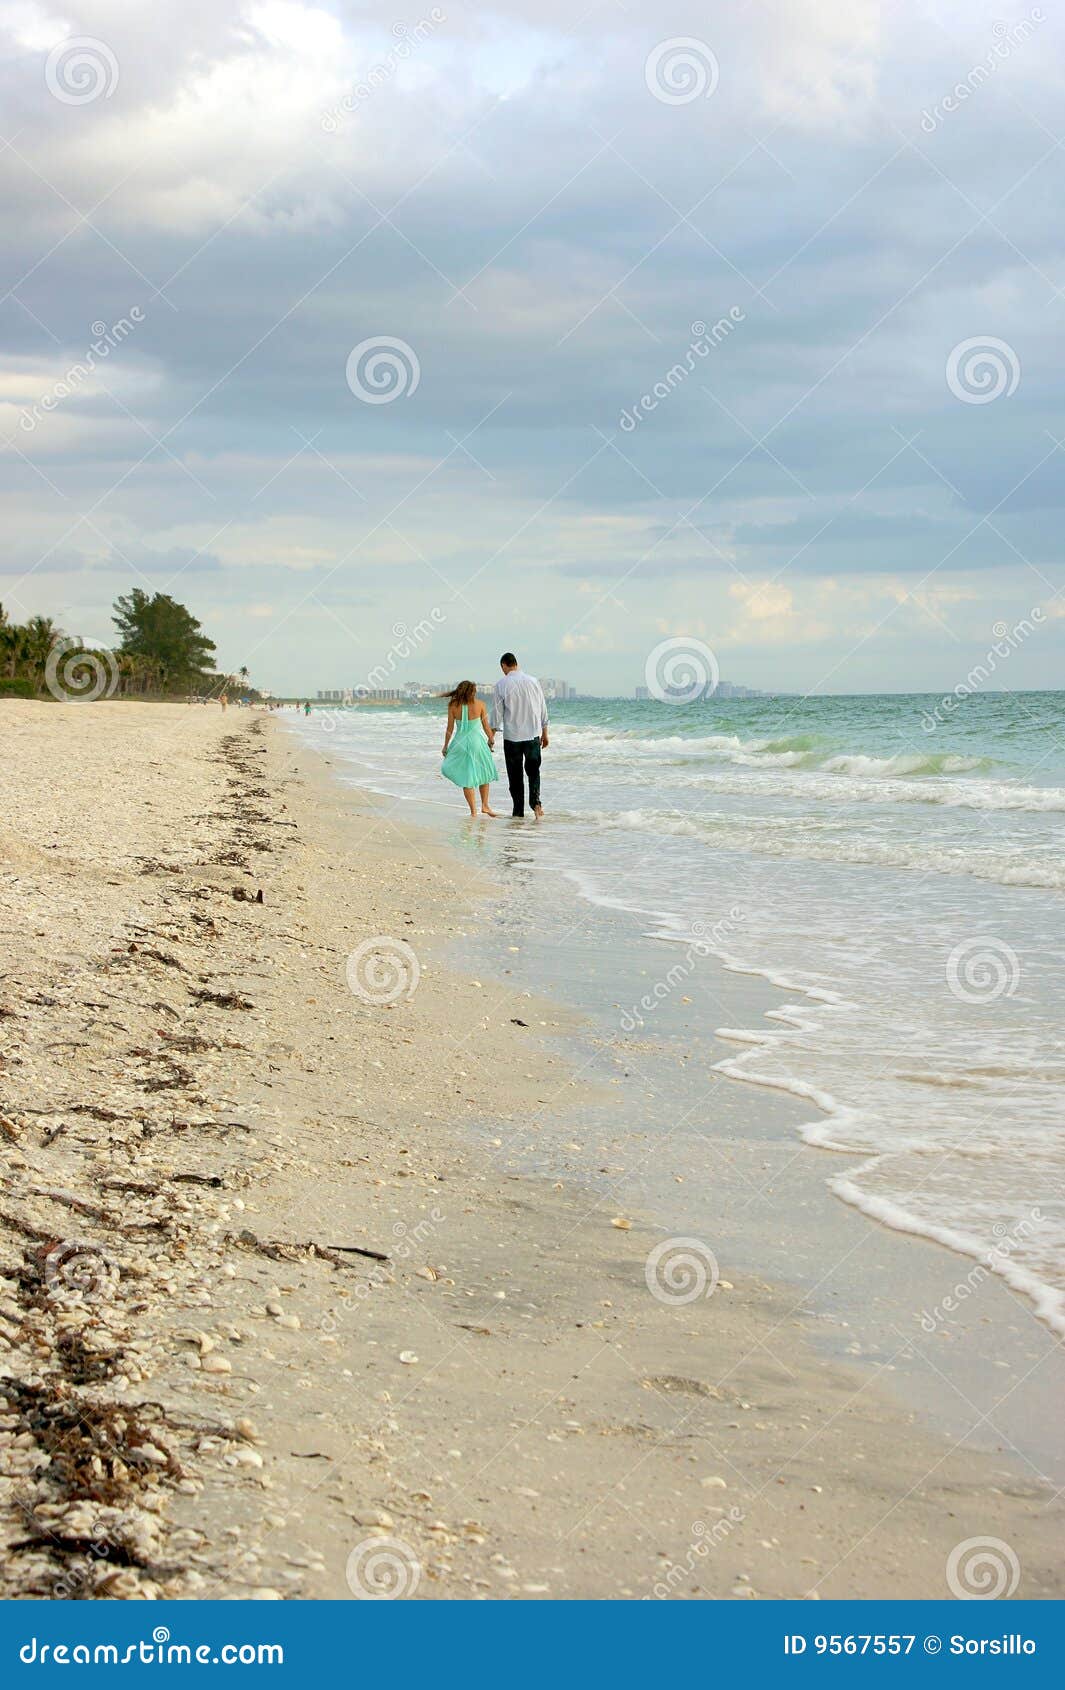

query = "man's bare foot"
[[533, 803, 544, 819], [481, 805, 498, 817]]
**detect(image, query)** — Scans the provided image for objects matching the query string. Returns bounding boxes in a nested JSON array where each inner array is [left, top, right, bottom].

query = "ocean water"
[[292, 691, 1065, 1335]]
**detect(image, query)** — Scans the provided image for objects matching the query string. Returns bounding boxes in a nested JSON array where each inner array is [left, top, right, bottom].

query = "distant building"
[[645, 679, 767, 701]]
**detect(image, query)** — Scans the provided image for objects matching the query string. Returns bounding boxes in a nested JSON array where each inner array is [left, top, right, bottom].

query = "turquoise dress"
[[442, 704, 497, 789]]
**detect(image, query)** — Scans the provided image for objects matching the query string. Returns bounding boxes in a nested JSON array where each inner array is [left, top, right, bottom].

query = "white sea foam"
[[580, 807, 1065, 889], [288, 700, 1065, 1337]]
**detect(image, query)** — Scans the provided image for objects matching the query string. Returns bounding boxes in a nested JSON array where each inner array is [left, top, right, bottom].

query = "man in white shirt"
[[489, 652, 549, 818]]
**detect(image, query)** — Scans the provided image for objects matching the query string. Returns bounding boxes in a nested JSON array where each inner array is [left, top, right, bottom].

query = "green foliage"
[[0, 593, 251, 701], [112, 589, 216, 686]]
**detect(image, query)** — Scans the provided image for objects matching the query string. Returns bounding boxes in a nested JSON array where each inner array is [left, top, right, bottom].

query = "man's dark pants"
[[503, 737, 542, 816]]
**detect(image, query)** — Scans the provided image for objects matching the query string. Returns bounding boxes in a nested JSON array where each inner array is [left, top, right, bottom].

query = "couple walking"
[[441, 653, 548, 820]]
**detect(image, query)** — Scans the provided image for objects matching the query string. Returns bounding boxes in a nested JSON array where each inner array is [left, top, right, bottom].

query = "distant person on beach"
[[490, 653, 548, 819], [441, 680, 498, 819]]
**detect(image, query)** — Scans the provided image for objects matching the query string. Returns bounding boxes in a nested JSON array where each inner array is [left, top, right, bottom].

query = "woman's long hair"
[[444, 679, 477, 706]]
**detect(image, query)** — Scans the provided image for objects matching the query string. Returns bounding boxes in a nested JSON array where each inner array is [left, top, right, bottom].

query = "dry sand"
[[0, 699, 1061, 1600]]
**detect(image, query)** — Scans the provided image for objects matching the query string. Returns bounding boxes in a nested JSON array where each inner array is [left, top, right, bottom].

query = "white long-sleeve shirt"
[[489, 670, 548, 742]]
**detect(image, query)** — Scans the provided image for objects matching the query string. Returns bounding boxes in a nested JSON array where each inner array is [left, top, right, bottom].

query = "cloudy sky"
[[2, 0, 1064, 696]]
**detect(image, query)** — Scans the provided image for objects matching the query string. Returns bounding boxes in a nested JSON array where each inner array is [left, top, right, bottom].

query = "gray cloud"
[[1, 0, 1064, 693]]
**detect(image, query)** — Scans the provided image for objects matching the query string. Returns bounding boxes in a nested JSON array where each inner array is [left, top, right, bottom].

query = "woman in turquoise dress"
[[441, 680, 498, 817]]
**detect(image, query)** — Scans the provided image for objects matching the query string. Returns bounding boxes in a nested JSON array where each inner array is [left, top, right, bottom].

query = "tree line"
[[0, 590, 253, 700]]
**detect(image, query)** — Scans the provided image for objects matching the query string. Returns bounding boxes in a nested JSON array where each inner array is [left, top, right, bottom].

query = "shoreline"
[[0, 700, 1061, 1600], [437, 832, 1065, 1489]]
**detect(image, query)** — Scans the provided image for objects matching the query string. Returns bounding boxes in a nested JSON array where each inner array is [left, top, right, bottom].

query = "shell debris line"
[[0, 712, 304, 1597]]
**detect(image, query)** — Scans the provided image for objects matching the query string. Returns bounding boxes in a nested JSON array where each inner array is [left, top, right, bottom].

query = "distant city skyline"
[[312, 674, 778, 703], [316, 676, 575, 703]]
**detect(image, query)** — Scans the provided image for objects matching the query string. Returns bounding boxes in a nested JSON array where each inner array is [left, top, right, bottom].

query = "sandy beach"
[[0, 699, 1061, 1601]]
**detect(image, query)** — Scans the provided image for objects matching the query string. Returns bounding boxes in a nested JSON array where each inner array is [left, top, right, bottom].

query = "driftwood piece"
[[234, 1228, 364, 1270]]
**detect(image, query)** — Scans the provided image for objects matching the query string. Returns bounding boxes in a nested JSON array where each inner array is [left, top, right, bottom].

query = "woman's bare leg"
[[462, 786, 478, 818], [480, 785, 498, 816]]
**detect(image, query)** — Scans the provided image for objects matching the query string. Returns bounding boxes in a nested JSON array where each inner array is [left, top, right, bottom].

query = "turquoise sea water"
[[294, 691, 1065, 1333]]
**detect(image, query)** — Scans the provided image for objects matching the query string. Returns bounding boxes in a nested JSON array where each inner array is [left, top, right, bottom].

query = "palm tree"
[[22, 616, 60, 693], [1, 619, 27, 680]]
